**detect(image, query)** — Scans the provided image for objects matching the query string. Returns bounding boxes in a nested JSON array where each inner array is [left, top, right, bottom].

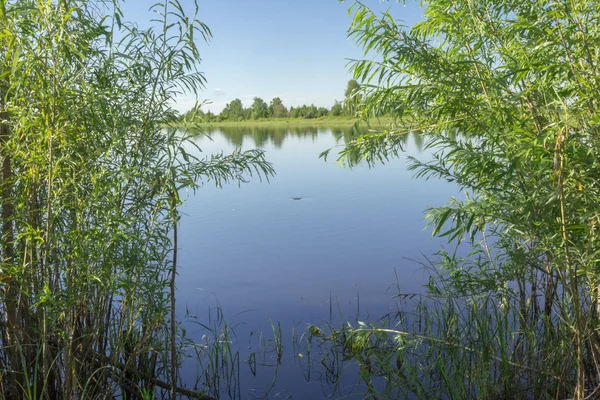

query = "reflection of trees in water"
[[189, 126, 421, 156], [411, 131, 424, 152], [193, 126, 331, 149], [198, 125, 385, 149]]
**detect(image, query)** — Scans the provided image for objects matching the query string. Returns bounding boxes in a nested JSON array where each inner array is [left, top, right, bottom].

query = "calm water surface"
[[176, 126, 457, 398]]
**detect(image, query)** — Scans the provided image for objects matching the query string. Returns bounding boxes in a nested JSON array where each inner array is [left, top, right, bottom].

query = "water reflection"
[[190, 124, 409, 150], [177, 125, 455, 399], [412, 131, 425, 152]]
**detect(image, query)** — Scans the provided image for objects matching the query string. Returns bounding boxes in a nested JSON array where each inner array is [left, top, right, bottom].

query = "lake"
[[176, 125, 458, 399]]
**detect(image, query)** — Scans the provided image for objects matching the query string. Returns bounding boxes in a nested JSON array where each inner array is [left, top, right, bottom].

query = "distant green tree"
[[344, 79, 361, 115], [251, 97, 268, 120], [269, 97, 288, 118], [329, 101, 343, 117], [306, 105, 318, 119], [292, 105, 305, 118], [221, 98, 244, 121], [290, 106, 300, 118], [317, 107, 329, 118], [181, 105, 218, 123], [344, 79, 361, 98], [218, 107, 229, 120], [289, 104, 320, 119], [180, 106, 202, 122], [243, 106, 253, 120]]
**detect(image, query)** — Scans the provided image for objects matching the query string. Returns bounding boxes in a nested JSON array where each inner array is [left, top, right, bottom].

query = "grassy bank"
[[173, 116, 396, 128]]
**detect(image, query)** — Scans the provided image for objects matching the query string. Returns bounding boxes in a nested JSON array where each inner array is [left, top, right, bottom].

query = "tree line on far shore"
[[180, 80, 362, 122]]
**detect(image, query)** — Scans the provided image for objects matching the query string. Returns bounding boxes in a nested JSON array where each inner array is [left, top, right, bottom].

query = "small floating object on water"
[[290, 196, 314, 201]]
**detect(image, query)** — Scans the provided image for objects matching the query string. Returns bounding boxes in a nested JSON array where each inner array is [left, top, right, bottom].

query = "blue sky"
[[120, 0, 424, 113]]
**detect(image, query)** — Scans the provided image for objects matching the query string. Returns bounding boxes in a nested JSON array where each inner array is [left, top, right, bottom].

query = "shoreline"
[[170, 116, 396, 128]]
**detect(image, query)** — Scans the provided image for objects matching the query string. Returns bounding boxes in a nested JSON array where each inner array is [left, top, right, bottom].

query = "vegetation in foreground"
[[312, 0, 600, 399], [4, 0, 600, 399], [0, 1, 272, 398]]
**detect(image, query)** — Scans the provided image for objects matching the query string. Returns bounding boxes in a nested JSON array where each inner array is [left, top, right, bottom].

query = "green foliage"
[[300, 277, 569, 399], [332, 0, 600, 398], [181, 104, 217, 123], [290, 104, 316, 118], [251, 96, 268, 120], [221, 98, 244, 121], [181, 82, 371, 122], [344, 79, 361, 98], [344, 79, 362, 115], [329, 101, 344, 117], [268, 97, 288, 118], [0, 0, 272, 398]]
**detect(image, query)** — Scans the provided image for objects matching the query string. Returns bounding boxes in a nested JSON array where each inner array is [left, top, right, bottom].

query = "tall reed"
[[0, 1, 273, 398], [317, 1, 600, 398], [300, 251, 577, 399]]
